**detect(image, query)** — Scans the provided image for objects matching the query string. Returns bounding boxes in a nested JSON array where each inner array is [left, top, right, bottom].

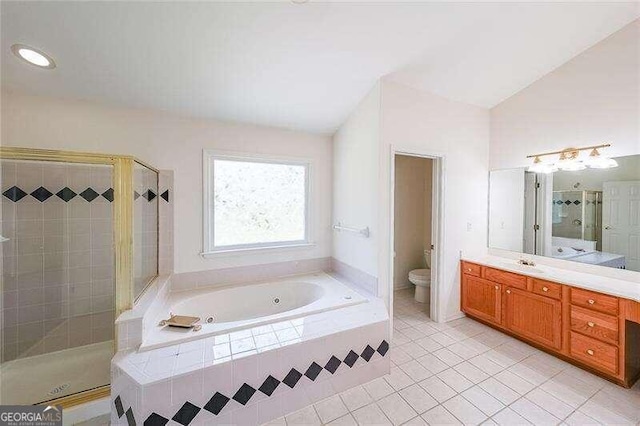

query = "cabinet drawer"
[[461, 262, 481, 277], [484, 267, 527, 290], [571, 288, 619, 315], [531, 279, 562, 300], [570, 306, 619, 345], [570, 332, 618, 375]]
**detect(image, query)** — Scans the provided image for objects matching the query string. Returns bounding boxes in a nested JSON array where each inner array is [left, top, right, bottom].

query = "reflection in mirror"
[[489, 154, 640, 272]]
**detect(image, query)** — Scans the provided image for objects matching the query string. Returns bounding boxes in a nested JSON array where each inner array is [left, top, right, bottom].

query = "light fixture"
[[527, 144, 617, 173], [527, 156, 557, 174], [11, 44, 56, 69], [585, 148, 619, 169]]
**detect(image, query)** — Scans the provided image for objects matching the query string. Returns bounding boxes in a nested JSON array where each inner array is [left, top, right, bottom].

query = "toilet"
[[409, 250, 431, 303]]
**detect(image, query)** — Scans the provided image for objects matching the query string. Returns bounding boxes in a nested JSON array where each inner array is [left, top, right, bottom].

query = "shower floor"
[[0, 340, 113, 405]]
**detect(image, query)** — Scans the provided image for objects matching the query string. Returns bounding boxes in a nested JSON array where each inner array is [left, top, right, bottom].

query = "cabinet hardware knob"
[[506, 290, 511, 294], [587, 322, 595, 327], [467, 268, 472, 272], [586, 349, 594, 356], [495, 285, 499, 290], [588, 299, 595, 305], [542, 287, 549, 292]]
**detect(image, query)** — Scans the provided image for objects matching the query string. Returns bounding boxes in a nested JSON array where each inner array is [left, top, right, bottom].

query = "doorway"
[[391, 153, 439, 320]]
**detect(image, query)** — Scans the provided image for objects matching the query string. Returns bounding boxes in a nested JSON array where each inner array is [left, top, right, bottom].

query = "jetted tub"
[[140, 272, 366, 351]]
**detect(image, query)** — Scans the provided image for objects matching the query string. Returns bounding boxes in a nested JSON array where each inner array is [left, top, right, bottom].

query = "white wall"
[[380, 80, 490, 321], [488, 168, 525, 252], [491, 20, 640, 170], [1, 91, 333, 274], [332, 84, 381, 280]]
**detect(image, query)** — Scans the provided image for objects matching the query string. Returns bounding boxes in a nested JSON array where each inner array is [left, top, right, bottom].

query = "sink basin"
[[500, 263, 545, 274]]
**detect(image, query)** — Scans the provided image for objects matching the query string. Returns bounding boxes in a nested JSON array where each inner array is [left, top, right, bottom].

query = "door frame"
[[389, 147, 445, 322]]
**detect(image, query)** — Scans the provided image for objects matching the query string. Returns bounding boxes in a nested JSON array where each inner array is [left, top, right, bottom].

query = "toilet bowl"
[[409, 250, 431, 303]]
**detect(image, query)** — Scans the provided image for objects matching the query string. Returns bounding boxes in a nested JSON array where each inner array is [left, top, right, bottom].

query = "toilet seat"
[[409, 269, 431, 286]]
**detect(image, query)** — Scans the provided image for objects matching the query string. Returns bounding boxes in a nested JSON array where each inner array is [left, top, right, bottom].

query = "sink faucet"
[[518, 259, 536, 267]]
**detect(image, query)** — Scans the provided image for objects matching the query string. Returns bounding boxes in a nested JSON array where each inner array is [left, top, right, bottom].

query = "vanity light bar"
[[527, 143, 618, 173]]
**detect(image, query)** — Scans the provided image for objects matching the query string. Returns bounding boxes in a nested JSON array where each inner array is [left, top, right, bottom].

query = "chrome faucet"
[[518, 259, 536, 267]]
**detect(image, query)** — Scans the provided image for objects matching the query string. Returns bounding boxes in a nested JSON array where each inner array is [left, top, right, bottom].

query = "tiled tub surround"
[[1, 160, 116, 362], [111, 295, 389, 425], [140, 273, 366, 351]]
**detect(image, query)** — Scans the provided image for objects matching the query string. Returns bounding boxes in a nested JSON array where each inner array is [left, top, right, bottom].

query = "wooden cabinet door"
[[461, 275, 502, 325], [504, 287, 562, 351]]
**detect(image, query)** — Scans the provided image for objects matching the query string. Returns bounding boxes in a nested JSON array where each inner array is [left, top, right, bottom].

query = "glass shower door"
[[0, 159, 115, 405]]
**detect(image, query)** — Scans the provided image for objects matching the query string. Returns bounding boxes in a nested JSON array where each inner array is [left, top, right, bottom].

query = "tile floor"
[[270, 289, 640, 425]]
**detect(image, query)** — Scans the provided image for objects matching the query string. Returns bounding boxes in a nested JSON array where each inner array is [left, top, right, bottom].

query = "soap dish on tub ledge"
[[158, 314, 202, 331]]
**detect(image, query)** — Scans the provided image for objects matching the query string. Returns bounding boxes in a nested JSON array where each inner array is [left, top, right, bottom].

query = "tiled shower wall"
[[133, 163, 159, 300], [1, 160, 115, 362]]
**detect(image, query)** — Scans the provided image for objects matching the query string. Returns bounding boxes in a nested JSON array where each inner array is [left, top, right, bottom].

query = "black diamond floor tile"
[[377, 340, 389, 356], [79, 188, 99, 202], [114, 395, 124, 418], [172, 402, 200, 425], [56, 187, 77, 202], [232, 383, 256, 405], [125, 407, 136, 426], [344, 350, 359, 367], [3, 186, 27, 202], [305, 362, 323, 381], [30, 186, 53, 202], [325, 355, 341, 374], [258, 375, 280, 396], [282, 368, 303, 388], [361, 345, 375, 361], [203, 392, 230, 415], [144, 413, 169, 426]]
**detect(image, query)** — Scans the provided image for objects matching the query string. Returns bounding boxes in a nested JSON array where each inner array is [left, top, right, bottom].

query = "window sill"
[[200, 242, 317, 258]]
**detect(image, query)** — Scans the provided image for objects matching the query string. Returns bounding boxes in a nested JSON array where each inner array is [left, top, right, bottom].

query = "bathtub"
[[139, 272, 366, 351]]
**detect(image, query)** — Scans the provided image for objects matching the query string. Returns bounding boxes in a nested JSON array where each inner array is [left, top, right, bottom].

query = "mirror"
[[489, 154, 640, 271]]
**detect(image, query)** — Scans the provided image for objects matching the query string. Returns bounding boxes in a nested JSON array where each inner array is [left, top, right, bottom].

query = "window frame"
[[202, 149, 312, 255]]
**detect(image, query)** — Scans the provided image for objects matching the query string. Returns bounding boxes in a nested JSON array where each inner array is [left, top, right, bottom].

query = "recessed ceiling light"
[[11, 44, 56, 69]]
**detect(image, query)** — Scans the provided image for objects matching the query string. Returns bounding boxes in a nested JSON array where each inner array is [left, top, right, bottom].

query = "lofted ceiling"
[[1, 2, 638, 134]]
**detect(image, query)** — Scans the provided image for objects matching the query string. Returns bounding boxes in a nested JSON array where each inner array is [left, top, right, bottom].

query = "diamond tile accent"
[[79, 188, 99, 202], [125, 407, 136, 426], [344, 350, 359, 367], [102, 188, 114, 202], [305, 362, 323, 381], [171, 401, 200, 425], [114, 395, 125, 418], [134, 191, 141, 200], [233, 383, 256, 405], [3, 186, 27, 202], [31, 186, 53, 202], [203, 392, 230, 415], [377, 340, 389, 356], [325, 355, 342, 374], [283, 368, 303, 388], [56, 187, 77, 202], [259, 375, 280, 396], [143, 413, 169, 426], [144, 189, 157, 202], [361, 345, 375, 361], [160, 189, 170, 202]]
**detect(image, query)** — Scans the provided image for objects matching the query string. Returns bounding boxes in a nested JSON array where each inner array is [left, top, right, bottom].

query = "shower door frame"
[[0, 147, 156, 408]]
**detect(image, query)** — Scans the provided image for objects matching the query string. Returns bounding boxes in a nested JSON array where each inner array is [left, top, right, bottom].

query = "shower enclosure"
[[552, 190, 603, 250], [0, 147, 158, 407]]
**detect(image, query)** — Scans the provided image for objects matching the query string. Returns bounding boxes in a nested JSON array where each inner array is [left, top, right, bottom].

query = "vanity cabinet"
[[504, 287, 562, 351], [460, 260, 640, 388]]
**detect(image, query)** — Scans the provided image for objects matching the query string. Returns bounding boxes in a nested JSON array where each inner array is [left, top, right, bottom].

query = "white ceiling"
[[1, 2, 638, 134]]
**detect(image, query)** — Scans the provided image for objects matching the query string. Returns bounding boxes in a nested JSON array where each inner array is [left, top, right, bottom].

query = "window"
[[203, 151, 310, 253]]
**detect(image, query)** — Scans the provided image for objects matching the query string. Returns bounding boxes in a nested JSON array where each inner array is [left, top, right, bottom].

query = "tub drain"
[[47, 383, 70, 396]]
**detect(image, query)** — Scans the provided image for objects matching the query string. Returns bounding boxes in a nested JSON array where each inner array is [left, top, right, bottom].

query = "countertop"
[[461, 254, 640, 302]]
